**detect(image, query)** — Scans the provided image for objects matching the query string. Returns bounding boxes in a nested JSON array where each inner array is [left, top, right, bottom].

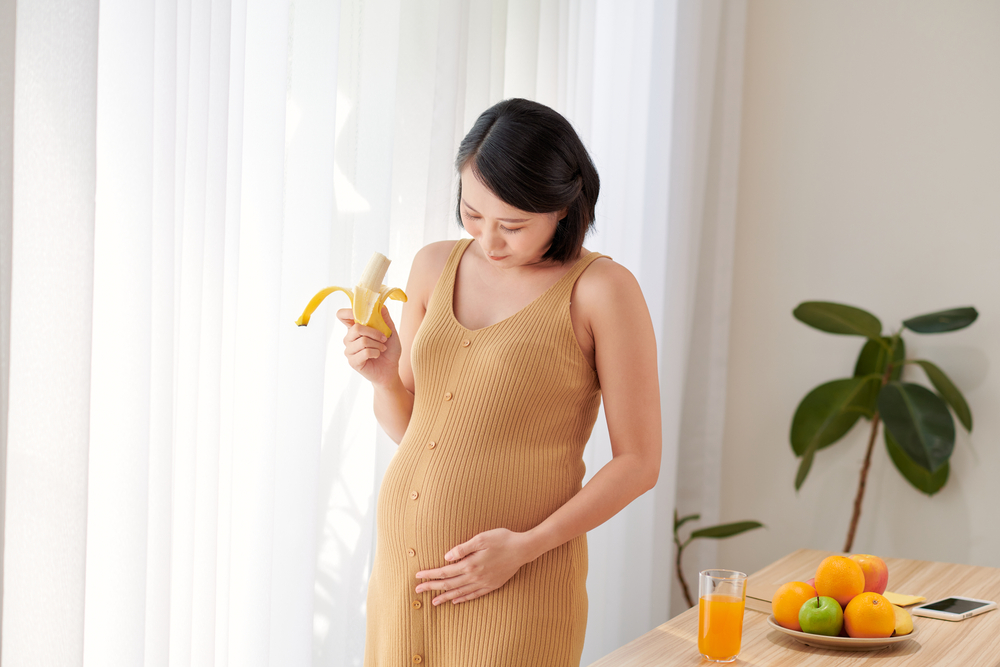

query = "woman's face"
[[459, 165, 564, 269]]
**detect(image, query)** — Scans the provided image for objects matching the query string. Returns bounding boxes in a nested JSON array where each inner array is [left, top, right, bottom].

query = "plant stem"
[[843, 350, 896, 553], [674, 536, 695, 608], [843, 412, 880, 553]]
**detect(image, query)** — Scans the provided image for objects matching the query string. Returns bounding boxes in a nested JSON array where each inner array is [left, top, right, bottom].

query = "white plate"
[[766, 615, 917, 651]]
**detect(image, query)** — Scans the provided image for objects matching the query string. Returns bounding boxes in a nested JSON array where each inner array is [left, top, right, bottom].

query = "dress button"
[[412, 656, 422, 664], [461, 339, 470, 347], [444, 392, 453, 401], [427, 441, 436, 450], [410, 491, 419, 500], [412, 600, 422, 609], [407, 548, 416, 557]]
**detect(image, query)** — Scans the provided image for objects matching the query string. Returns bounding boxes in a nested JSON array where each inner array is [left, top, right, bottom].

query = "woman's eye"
[[500, 226, 521, 234]]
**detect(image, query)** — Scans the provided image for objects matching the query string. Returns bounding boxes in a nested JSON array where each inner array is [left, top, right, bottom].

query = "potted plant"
[[790, 302, 977, 552]]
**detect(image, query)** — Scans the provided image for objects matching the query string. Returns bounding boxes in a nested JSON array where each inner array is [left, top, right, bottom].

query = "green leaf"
[[790, 377, 875, 457], [690, 521, 764, 540], [795, 445, 816, 491], [674, 512, 701, 533], [853, 337, 905, 415], [885, 428, 949, 495], [793, 302, 882, 339], [913, 360, 972, 432], [854, 336, 905, 381], [878, 382, 955, 473], [903, 307, 978, 333]]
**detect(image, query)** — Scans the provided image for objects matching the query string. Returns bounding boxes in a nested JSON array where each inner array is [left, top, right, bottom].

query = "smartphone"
[[911, 596, 997, 621]]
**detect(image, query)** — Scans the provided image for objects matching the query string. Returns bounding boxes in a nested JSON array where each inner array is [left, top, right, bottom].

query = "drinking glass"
[[698, 569, 748, 662]]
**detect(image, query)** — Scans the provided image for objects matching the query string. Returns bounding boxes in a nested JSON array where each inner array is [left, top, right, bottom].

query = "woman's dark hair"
[[455, 98, 600, 263]]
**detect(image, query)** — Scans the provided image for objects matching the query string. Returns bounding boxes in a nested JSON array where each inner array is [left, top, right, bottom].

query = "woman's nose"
[[480, 226, 505, 252]]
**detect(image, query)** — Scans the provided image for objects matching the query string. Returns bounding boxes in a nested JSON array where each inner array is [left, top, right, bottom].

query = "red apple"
[[805, 577, 816, 589], [849, 554, 888, 595]]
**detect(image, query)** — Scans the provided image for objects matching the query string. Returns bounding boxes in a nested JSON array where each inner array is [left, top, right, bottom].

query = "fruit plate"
[[766, 615, 917, 651]]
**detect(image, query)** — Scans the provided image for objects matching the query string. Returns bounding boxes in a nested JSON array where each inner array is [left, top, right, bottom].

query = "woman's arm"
[[521, 259, 661, 552], [415, 259, 662, 604], [339, 241, 456, 443]]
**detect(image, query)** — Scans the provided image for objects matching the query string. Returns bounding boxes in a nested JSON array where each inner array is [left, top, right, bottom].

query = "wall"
[[718, 0, 1000, 579]]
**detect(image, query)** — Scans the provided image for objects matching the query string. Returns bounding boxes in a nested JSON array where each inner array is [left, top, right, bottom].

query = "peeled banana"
[[295, 252, 407, 337]]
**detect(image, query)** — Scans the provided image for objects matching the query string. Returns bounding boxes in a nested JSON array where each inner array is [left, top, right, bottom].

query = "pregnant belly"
[[375, 435, 584, 566]]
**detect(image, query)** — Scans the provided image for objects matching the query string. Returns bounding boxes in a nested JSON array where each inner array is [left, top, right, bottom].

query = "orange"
[[814, 555, 865, 608], [844, 592, 896, 638], [771, 581, 817, 631]]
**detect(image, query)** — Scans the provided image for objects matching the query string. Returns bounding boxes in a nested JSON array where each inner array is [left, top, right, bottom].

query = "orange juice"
[[698, 594, 745, 660]]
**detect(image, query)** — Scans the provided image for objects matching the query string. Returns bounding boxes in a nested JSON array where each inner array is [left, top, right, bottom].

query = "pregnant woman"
[[339, 98, 662, 667]]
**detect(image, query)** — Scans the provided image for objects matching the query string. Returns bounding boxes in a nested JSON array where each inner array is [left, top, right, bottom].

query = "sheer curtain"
[[0, 0, 745, 665], [665, 0, 748, 619]]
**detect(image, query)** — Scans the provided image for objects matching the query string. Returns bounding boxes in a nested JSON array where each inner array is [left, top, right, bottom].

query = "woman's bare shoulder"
[[572, 255, 652, 337], [407, 240, 461, 305], [414, 240, 459, 270], [574, 255, 644, 306], [411, 240, 459, 282]]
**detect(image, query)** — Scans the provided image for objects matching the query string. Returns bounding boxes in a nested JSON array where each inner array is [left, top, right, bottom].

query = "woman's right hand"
[[338, 305, 403, 388]]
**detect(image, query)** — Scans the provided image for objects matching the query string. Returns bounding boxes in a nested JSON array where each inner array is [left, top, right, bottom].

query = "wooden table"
[[588, 549, 1000, 666]]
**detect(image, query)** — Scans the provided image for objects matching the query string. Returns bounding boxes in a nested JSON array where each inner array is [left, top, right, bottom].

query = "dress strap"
[[548, 250, 608, 300], [443, 238, 474, 277], [568, 251, 606, 281], [424, 238, 473, 320]]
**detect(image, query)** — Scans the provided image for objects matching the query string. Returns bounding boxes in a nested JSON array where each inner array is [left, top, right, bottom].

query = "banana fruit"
[[295, 252, 407, 337], [892, 605, 913, 636]]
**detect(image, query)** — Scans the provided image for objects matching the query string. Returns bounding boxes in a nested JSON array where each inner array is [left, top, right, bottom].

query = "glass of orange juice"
[[698, 569, 748, 662]]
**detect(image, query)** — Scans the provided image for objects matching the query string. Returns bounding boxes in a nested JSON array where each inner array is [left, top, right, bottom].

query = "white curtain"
[[665, 0, 748, 619], [0, 0, 745, 665]]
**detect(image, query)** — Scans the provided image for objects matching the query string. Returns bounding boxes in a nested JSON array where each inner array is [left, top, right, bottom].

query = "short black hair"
[[454, 98, 600, 263]]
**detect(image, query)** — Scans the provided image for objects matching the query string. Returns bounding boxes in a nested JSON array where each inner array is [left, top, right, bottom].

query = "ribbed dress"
[[364, 238, 605, 667]]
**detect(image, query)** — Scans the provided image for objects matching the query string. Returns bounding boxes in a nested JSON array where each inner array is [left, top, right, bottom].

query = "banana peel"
[[295, 284, 407, 336], [295, 252, 407, 337]]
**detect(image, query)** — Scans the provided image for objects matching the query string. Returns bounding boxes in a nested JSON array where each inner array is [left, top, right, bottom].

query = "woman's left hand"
[[415, 528, 533, 605]]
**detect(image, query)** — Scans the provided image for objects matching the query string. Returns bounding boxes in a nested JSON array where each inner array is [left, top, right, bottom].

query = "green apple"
[[798, 595, 844, 636]]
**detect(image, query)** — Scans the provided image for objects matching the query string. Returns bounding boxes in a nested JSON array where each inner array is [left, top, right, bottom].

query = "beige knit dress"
[[364, 239, 604, 667]]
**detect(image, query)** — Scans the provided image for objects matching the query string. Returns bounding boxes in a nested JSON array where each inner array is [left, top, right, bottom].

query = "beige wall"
[[718, 0, 1000, 579]]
